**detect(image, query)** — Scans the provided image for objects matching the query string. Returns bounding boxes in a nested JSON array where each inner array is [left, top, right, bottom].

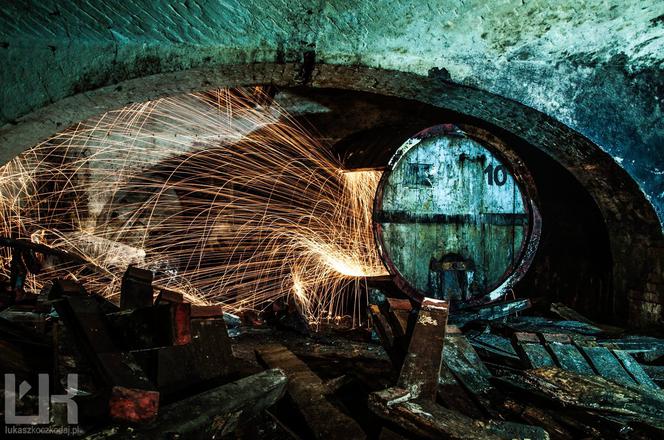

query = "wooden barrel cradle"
[[373, 124, 541, 305]]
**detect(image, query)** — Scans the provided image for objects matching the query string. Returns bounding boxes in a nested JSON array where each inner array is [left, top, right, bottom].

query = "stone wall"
[[0, 0, 662, 326]]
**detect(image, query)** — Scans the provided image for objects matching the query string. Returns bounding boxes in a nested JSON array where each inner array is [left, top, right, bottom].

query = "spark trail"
[[0, 88, 387, 322]]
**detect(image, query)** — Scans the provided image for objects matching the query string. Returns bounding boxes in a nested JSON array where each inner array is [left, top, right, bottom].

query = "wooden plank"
[[369, 388, 547, 440], [613, 350, 660, 390], [106, 369, 288, 439], [517, 343, 556, 369], [550, 302, 624, 336], [467, 331, 522, 368], [451, 299, 531, 326], [538, 333, 572, 344], [0, 306, 47, 334], [398, 299, 448, 400], [641, 364, 664, 387], [546, 342, 594, 375], [443, 326, 493, 399], [511, 332, 556, 369], [369, 304, 403, 367], [502, 316, 603, 337], [496, 368, 664, 434], [578, 346, 637, 387], [256, 344, 366, 440], [599, 337, 664, 363]]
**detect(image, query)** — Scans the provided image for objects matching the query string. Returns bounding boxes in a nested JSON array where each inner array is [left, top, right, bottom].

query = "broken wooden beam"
[[256, 343, 366, 440], [495, 367, 664, 434], [369, 304, 403, 367], [466, 330, 522, 369], [499, 316, 603, 337], [398, 298, 449, 400], [599, 336, 664, 363], [437, 362, 485, 419], [369, 388, 548, 440], [443, 325, 496, 414], [451, 299, 531, 326]]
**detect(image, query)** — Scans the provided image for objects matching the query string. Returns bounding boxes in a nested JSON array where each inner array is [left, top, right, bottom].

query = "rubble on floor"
[[1, 271, 663, 439]]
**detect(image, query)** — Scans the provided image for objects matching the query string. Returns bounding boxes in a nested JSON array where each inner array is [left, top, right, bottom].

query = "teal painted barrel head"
[[373, 125, 539, 303]]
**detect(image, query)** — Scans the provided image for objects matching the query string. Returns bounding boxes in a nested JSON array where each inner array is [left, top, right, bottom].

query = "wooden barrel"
[[373, 124, 541, 304]]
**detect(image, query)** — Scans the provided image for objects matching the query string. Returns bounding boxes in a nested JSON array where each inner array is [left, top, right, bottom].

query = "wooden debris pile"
[[0, 266, 287, 438], [2, 268, 664, 439]]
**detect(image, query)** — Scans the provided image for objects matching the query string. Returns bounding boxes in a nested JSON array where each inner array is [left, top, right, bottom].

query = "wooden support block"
[[109, 369, 288, 439], [578, 346, 638, 388], [133, 317, 235, 397], [120, 266, 153, 310], [98, 352, 160, 424], [546, 342, 594, 375], [387, 298, 412, 311], [389, 309, 410, 339], [154, 289, 183, 304], [190, 304, 224, 318], [108, 303, 191, 350], [513, 332, 540, 344], [53, 296, 159, 423], [466, 331, 522, 369], [256, 344, 366, 440], [613, 350, 660, 390], [398, 298, 449, 400], [48, 279, 87, 299]]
